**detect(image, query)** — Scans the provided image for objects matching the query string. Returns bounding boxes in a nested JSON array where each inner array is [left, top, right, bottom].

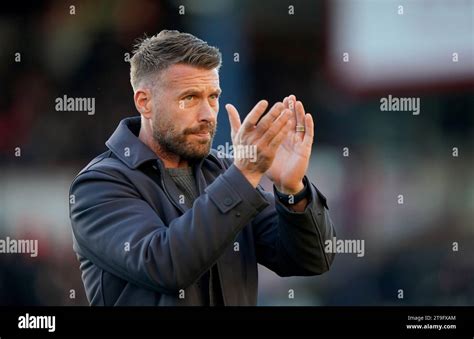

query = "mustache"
[[184, 123, 216, 135]]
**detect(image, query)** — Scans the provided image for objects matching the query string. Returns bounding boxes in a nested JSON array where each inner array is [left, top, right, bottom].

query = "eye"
[[210, 94, 219, 100], [184, 95, 195, 101]]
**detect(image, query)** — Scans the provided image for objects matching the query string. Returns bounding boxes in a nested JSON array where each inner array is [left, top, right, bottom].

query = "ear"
[[134, 88, 153, 119]]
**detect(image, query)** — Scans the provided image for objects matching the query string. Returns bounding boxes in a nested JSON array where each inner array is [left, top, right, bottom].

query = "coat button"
[[236, 212, 241, 217], [223, 197, 233, 206]]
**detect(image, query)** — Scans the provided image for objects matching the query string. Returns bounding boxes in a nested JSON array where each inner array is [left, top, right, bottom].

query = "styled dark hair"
[[129, 30, 222, 91]]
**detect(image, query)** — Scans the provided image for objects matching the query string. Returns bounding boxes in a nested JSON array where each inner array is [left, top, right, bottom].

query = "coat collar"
[[105, 116, 158, 169], [105, 116, 223, 170]]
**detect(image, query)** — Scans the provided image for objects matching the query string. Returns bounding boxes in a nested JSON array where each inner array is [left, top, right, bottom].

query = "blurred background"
[[0, 0, 473, 306]]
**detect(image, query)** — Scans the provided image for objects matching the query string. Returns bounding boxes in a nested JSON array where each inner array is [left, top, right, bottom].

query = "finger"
[[241, 100, 268, 131], [256, 102, 285, 132], [284, 98, 296, 130], [286, 95, 298, 131], [288, 94, 296, 112], [261, 109, 291, 145], [269, 117, 291, 149], [225, 104, 241, 138], [303, 113, 314, 147], [295, 101, 306, 141]]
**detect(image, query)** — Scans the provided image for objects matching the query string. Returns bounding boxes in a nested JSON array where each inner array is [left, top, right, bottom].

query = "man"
[[69, 30, 335, 306]]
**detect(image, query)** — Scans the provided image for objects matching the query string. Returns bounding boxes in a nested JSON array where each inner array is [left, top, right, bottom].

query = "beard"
[[152, 115, 217, 163]]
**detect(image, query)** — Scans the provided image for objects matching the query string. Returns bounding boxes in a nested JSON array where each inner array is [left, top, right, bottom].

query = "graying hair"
[[129, 30, 222, 91]]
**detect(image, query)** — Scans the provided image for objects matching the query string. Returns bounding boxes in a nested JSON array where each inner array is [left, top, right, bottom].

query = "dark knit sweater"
[[165, 167, 224, 306]]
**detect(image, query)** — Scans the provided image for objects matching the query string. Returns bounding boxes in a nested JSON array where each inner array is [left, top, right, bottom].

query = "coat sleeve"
[[251, 177, 336, 276], [69, 164, 269, 295]]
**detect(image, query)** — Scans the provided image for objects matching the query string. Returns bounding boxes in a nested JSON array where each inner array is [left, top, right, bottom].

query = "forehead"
[[160, 64, 220, 91]]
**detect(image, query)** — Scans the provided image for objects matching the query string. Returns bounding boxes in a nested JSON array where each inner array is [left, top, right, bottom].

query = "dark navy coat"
[[69, 116, 335, 306]]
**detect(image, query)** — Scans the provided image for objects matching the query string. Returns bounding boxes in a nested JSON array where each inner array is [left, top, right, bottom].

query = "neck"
[[139, 121, 189, 169]]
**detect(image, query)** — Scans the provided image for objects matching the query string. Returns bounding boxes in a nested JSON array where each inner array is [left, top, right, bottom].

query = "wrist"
[[235, 166, 263, 188], [274, 177, 309, 206], [275, 180, 305, 195]]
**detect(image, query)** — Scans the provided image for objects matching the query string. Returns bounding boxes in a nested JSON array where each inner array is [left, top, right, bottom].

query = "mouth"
[[190, 131, 210, 140]]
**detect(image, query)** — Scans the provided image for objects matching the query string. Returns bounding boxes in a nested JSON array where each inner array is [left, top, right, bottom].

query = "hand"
[[265, 95, 314, 194], [225, 100, 292, 187]]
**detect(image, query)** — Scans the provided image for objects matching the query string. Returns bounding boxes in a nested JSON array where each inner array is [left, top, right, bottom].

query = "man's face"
[[150, 64, 220, 162]]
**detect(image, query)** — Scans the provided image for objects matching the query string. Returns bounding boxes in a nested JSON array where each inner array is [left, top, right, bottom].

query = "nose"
[[197, 99, 217, 123]]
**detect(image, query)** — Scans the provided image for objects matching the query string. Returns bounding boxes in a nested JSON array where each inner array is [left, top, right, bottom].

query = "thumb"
[[225, 103, 241, 142]]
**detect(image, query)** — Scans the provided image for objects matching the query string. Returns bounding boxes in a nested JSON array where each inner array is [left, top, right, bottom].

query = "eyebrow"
[[178, 88, 222, 97]]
